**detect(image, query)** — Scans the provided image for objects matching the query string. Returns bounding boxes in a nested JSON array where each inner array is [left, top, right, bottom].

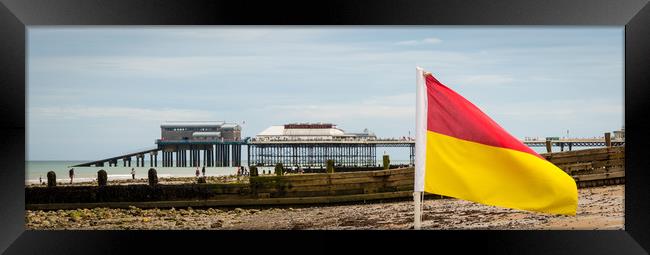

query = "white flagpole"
[[414, 191, 422, 229], [414, 67, 427, 230]]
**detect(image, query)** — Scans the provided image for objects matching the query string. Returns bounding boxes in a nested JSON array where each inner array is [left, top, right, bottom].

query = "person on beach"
[[39, 175, 42, 184], [69, 168, 74, 184], [195, 167, 200, 178], [131, 168, 136, 180], [202, 166, 206, 177], [237, 167, 241, 176]]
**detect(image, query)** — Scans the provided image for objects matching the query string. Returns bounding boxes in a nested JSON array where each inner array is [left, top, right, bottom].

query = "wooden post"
[[148, 168, 158, 186], [605, 132, 611, 147], [275, 163, 284, 176], [545, 140, 552, 153], [383, 155, 390, 170], [47, 171, 56, 187], [97, 170, 107, 187], [326, 159, 335, 173]]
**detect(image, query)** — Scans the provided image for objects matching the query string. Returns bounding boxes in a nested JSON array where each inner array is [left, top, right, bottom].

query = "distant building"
[[160, 121, 241, 142], [613, 127, 625, 139], [255, 123, 376, 141]]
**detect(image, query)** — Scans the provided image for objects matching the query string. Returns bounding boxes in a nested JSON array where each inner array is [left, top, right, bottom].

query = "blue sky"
[[27, 27, 623, 160]]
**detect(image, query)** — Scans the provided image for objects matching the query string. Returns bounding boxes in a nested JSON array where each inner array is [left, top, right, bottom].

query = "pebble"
[[25, 185, 624, 230]]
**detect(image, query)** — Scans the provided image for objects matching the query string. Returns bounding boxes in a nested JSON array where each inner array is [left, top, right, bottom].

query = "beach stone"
[[211, 220, 223, 228]]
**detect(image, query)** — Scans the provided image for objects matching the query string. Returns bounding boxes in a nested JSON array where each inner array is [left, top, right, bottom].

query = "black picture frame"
[[1, 0, 649, 254]]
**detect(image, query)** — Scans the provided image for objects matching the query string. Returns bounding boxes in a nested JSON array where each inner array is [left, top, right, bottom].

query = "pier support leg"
[[238, 144, 241, 166], [219, 145, 224, 167], [189, 148, 193, 167], [194, 150, 197, 167], [209, 148, 213, 167]]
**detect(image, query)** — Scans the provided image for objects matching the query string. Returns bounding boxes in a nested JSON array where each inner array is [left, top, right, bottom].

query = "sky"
[[27, 27, 624, 161]]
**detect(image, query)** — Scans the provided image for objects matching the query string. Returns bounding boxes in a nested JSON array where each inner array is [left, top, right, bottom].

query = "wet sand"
[[25, 184, 623, 230]]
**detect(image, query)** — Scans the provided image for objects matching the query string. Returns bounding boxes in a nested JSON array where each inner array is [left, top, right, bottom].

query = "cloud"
[[264, 93, 415, 121], [30, 106, 216, 121], [485, 99, 623, 121], [453, 74, 515, 86], [396, 37, 442, 45], [29, 46, 483, 80]]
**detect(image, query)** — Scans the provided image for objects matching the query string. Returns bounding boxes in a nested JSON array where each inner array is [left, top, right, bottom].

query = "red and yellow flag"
[[414, 68, 577, 215]]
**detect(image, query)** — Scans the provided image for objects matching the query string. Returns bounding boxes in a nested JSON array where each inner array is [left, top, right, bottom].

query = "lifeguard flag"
[[414, 67, 577, 215]]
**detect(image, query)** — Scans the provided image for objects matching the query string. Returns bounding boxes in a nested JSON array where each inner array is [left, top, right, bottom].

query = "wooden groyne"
[[542, 146, 624, 188], [26, 146, 624, 210]]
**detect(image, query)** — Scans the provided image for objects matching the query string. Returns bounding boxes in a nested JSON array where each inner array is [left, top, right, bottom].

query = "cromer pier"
[[72, 122, 624, 168]]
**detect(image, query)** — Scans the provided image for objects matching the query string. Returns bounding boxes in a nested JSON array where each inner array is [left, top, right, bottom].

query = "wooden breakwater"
[[541, 146, 624, 188], [249, 167, 413, 198], [25, 168, 414, 210], [26, 146, 624, 210]]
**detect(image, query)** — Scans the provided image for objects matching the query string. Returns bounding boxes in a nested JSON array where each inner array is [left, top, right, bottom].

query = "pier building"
[[156, 121, 244, 167], [160, 121, 241, 141], [255, 123, 376, 141], [248, 123, 412, 168]]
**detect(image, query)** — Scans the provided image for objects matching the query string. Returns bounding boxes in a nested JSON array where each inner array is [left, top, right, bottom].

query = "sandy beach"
[[25, 184, 623, 230]]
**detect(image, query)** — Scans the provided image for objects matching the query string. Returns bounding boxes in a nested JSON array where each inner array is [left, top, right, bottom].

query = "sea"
[[25, 146, 599, 185], [25, 159, 414, 185]]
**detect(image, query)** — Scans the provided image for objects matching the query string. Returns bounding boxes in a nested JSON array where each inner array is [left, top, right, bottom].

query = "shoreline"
[[26, 174, 254, 187]]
